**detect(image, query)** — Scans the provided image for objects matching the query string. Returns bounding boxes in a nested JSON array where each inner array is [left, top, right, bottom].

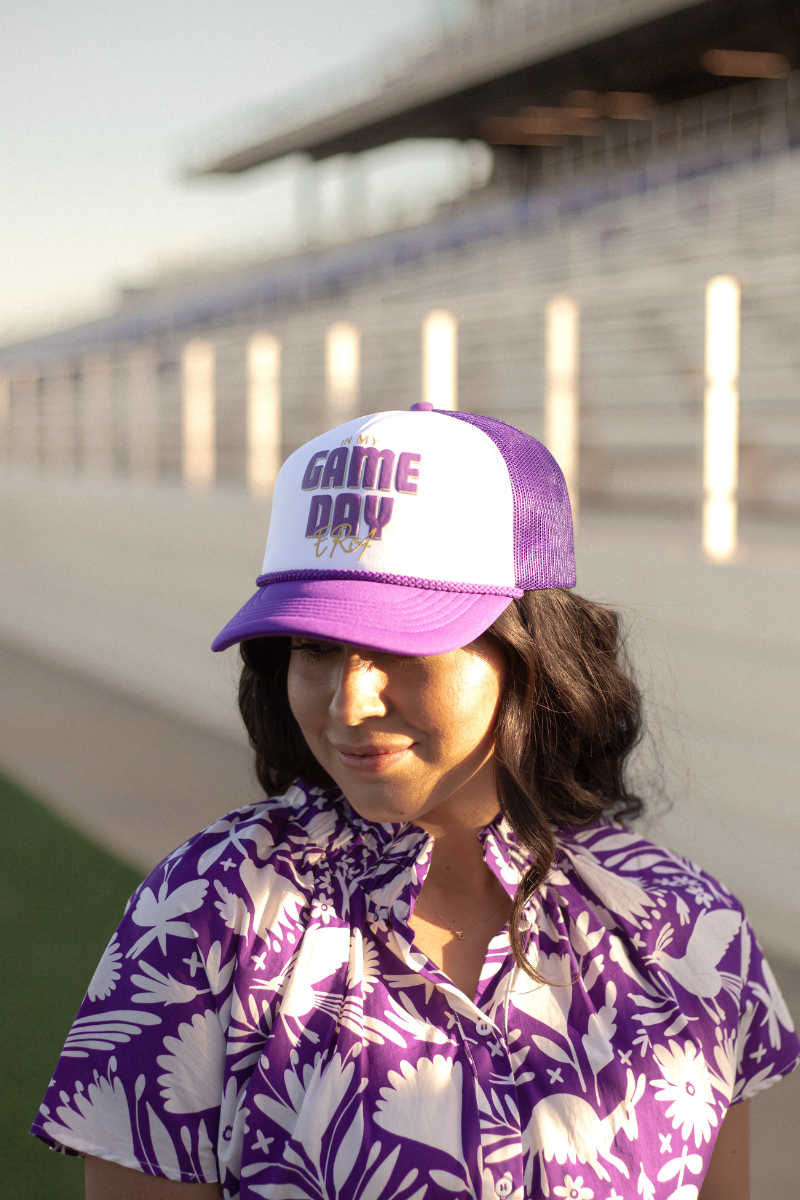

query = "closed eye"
[[290, 638, 338, 658]]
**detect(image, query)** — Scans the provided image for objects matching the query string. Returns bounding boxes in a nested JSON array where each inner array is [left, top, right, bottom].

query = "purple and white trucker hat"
[[212, 405, 575, 657]]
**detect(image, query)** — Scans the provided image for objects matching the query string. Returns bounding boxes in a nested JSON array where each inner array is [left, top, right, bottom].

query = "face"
[[286, 637, 506, 828]]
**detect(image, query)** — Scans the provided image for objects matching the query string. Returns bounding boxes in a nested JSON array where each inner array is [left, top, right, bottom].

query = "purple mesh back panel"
[[440, 411, 575, 590]]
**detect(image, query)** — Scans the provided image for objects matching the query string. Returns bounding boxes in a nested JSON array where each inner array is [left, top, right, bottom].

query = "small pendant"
[[456, 931, 466, 940]]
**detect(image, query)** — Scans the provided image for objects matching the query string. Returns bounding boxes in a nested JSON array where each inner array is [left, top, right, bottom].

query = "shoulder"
[[94, 781, 353, 994], [555, 819, 742, 922], [551, 820, 749, 1008], [120, 782, 350, 936], [148, 781, 348, 885], [551, 819, 800, 1098]]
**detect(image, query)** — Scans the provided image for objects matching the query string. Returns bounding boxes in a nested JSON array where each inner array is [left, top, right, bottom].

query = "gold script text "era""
[[313, 525, 376, 560]]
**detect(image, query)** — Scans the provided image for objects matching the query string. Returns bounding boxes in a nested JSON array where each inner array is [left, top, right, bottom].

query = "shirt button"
[[476, 1020, 492, 1036], [495, 1175, 513, 1197]]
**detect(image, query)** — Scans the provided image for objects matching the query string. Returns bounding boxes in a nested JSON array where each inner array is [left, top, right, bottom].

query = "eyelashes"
[[290, 639, 337, 658], [289, 640, 424, 669]]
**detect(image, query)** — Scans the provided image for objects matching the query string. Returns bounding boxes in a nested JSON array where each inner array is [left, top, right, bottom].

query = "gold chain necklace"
[[416, 891, 510, 940]]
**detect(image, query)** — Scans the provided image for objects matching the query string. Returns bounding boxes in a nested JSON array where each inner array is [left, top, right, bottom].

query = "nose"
[[329, 651, 387, 725]]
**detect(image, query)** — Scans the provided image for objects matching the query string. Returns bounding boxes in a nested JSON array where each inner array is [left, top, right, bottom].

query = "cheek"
[[426, 656, 504, 756], [286, 659, 329, 740]]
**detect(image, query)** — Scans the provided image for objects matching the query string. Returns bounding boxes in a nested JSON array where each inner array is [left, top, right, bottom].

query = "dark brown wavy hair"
[[238, 589, 644, 979]]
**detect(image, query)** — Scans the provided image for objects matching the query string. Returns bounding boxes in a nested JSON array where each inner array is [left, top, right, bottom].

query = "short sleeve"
[[29, 845, 236, 1184], [728, 918, 800, 1103]]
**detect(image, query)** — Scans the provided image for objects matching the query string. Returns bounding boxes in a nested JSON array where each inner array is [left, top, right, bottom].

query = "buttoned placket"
[[378, 824, 527, 1200]]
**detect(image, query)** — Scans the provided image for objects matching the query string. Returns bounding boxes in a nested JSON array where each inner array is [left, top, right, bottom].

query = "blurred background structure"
[[0, 0, 798, 1194]]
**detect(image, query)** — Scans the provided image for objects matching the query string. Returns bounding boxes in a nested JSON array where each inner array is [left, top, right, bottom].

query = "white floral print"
[[554, 1176, 594, 1199], [346, 928, 381, 994], [146, 1101, 182, 1176], [127, 877, 209, 958], [87, 937, 123, 1002], [749, 958, 796, 1050], [214, 879, 249, 934], [651, 1040, 718, 1147], [32, 788, 799, 1199], [375, 1054, 464, 1159], [131, 960, 208, 1006], [157, 1009, 226, 1113], [62, 1008, 161, 1058], [41, 1059, 136, 1162]]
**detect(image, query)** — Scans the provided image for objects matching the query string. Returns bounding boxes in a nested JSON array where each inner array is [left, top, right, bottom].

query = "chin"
[[338, 784, 424, 827], [319, 756, 424, 821]]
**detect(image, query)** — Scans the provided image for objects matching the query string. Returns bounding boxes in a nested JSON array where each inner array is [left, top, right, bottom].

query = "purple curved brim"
[[211, 579, 514, 656]]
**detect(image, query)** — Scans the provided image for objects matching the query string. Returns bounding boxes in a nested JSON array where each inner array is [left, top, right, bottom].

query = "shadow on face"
[[286, 637, 505, 826]]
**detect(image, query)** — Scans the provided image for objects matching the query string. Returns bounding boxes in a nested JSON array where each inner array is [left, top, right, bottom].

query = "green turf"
[[0, 771, 143, 1200]]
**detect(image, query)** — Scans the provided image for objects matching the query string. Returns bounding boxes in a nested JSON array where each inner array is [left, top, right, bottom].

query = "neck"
[[415, 759, 501, 897], [409, 762, 511, 999]]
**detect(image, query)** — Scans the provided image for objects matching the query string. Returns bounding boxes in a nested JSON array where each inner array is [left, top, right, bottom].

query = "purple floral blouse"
[[33, 783, 798, 1200]]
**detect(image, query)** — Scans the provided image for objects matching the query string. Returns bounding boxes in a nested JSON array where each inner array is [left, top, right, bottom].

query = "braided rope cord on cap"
[[256, 569, 522, 596]]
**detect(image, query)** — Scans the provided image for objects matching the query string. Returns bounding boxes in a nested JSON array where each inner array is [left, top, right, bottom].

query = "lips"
[[329, 742, 413, 773]]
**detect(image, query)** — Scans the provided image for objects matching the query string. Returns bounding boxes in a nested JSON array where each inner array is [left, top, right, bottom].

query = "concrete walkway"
[[0, 638, 796, 1195], [0, 639, 256, 870]]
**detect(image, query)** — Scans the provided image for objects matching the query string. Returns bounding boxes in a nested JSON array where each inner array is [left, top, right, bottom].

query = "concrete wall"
[[578, 522, 800, 966], [0, 472, 265, 741], [1, 473, 797, 964]]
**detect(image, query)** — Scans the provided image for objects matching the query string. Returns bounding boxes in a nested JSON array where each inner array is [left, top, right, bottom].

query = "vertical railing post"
[[81, 353, 115, 477], [127, 346, 160, 482]]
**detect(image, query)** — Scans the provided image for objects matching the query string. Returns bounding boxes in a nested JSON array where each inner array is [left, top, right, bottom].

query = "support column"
[[422, 309, 458, 411], [703, 275, 740, 562], [325, 321, 360, 425], [182, 340, 216, 490], [544, 294, 580, 521], [247, 333, 281, 499]]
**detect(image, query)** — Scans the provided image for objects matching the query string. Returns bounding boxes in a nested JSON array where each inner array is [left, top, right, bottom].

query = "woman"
[[33, 406, 798, 1199]]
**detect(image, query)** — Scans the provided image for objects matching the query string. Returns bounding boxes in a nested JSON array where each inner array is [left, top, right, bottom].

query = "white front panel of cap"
[[261, 411, 516, 587]]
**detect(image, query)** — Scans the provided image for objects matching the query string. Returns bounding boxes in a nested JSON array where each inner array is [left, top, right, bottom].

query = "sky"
[[0, 0, 459, 340]]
